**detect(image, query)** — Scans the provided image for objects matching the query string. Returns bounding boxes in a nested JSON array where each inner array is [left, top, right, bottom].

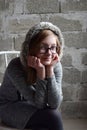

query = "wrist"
[[37, 67, 45, 80], [46, 66, 54, 78]]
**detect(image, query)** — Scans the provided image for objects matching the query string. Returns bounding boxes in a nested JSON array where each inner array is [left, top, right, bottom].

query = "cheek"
[[36, 54, 44, 63], [36, 54, 47, 62], [37, 56, 44, 62], [36, 53, 41, 59]]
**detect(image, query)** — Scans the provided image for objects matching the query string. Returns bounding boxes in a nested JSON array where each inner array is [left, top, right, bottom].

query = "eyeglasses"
[[39, 45, 57, 54]]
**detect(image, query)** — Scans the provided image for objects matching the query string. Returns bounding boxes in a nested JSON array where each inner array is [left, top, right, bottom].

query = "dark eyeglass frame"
[[39, 45, 58, 54]]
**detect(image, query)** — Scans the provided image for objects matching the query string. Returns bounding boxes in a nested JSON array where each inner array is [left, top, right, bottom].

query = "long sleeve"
[[46, 62, 63, 108], [5, 58, 47, 109]]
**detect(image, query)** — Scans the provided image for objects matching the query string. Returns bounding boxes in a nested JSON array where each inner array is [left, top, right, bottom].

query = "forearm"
[[46, 62, 63, 108], [46, 66, 54, 78], [37, 67, 45, 80], [47, 76, 63, 108]]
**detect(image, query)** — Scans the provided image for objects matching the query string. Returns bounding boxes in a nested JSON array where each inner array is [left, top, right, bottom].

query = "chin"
[[42, 61, 51, 65]]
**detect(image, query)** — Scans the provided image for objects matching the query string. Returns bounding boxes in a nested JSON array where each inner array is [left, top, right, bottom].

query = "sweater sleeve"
[[6, 58, 47, 109], [46, 62, 63, 109]]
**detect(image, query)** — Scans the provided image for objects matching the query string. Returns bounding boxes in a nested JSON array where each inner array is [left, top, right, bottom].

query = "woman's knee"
[[45, 108, 64, 130], [46, 108, 61, 120]]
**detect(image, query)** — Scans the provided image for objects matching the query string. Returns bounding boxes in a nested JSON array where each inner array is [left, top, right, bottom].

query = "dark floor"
[[63, 119, 87, 130], [0, 119, 87, 130]]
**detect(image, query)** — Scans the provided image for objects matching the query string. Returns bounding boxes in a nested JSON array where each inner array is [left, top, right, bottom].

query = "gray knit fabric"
[[0, 57, 63, 129]]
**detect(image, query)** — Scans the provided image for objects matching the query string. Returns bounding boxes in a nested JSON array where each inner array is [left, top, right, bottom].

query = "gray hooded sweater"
[[0, 22, 64, 129]]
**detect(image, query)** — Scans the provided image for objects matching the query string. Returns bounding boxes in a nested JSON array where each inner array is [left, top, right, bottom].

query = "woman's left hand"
[[27, 56, 46, 79], [50, 53, 59, 66], [45, 53, 59, 78]]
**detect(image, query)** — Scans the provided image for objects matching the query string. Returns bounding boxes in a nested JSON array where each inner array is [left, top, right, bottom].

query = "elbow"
[[57, 95, 63, 108], [48, 95, 63, 109]]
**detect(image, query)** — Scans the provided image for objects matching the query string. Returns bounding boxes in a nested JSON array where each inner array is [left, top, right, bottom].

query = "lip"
[[43, 58, 51, 61]]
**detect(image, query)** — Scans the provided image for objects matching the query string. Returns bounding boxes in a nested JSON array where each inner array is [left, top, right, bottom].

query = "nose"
[[46, 48, 52, 55]]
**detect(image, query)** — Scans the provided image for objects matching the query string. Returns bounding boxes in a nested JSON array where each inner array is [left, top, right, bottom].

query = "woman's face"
[[36, 34, 57, 65]]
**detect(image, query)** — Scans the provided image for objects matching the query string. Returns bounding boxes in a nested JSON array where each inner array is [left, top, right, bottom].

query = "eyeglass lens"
[[39, 45, 57, 54]]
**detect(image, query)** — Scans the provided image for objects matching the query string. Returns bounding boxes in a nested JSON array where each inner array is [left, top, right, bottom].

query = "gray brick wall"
[[0, 0, 87, 118]]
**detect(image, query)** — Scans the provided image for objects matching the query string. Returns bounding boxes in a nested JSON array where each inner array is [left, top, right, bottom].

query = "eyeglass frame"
[[38, 44, 58, 54]]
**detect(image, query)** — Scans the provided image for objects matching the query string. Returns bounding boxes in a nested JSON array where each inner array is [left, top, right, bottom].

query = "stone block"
[[39, 14, 49, 22], [61, 53, 72, 67], [15, 36, 25, 51], [0, 0, 17, 14], [0, 55, 6, 73], [13, 0, 24, 14], [0, 0, 10, 11], [82, 52, 87, 65], [0, 72, 4, 84], [25, 0, 59, 13], [61, 0, 87, 12], [0, 16, 2, 31], [0, 0, 5, 11], [77, 84, 87, 100], [6, 0, 24, 15], [0, 38, 13, 51], [62, 86, 75, 101], [61, 101, 87, 118], [64, 32, 87, 48], [6, 0, 15, 15], [81, 70, 87, 83], [8, 15, 40, 34], [63, 67, 81, 84], [49, 14, 82, 32]]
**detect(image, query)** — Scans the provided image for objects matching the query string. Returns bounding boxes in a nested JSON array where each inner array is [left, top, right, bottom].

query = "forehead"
[[40, 34, 57, 45]]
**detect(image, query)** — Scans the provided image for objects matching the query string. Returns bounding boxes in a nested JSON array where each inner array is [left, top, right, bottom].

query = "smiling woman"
[[0, 22, 64, 130]]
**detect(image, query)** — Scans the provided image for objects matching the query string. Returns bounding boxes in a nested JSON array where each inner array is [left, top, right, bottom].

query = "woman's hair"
[[29, 30, 61, 56], [24, 30, 61, 84], [20, 22, 64, 84]]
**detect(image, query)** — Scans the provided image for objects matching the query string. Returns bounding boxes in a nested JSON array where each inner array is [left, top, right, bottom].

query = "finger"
[[36, 58, 40, 66], [31, 56, 37, 67], [53, 54, 58, 61], [33, 57, 38, 67], [28, 56, 35, 67]]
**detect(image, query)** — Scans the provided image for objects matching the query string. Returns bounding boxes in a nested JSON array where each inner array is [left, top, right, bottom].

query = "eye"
[[51, 46, 57, 50], [40, 46, 45, 50]]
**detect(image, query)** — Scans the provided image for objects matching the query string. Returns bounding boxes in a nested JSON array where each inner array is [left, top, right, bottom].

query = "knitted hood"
[[20, 22, 64, 67]]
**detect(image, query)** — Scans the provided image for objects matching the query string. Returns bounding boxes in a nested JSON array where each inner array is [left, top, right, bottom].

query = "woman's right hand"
[[27, 56, 45, 80]]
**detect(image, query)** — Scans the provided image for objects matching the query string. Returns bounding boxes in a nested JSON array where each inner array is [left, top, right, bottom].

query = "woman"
[[0, 22, 64, 130]]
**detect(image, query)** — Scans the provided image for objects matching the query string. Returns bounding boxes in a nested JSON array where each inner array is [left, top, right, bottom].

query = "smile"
[[44, 58, 51, 61]]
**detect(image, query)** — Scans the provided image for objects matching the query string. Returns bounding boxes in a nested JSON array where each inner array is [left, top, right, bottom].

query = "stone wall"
[[0, 0, 87, 118]]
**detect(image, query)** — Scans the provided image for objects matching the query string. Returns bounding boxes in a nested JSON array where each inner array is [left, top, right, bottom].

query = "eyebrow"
[[40, 43, 57, 46]]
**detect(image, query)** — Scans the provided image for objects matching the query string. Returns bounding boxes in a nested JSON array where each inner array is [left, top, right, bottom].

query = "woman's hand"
[[50, 53, 59, 66], [27, 56, 45, 80], [46, 53, 59, 78]]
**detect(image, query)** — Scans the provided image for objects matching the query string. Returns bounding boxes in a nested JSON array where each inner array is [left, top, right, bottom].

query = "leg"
[[25, 108, 64, 130], [32, 128, 47, 130]]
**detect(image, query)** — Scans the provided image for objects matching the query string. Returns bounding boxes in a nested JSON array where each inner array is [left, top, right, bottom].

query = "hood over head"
[[20, 22, 64, 67]]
